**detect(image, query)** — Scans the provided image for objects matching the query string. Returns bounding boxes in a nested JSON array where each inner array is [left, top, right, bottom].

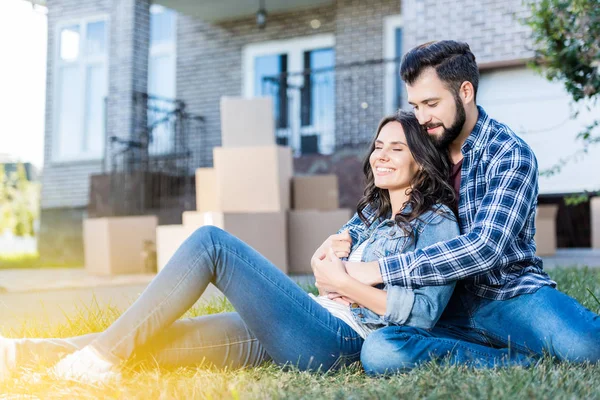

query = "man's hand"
[[343, 260, 383, 286], [313, 248, 352, 294], [327, 292, 355, 306]]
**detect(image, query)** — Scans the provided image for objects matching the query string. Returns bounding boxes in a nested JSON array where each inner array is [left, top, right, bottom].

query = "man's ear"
[[459, 81, 475, 105]]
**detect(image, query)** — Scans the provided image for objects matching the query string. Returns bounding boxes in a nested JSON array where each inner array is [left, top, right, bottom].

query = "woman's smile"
[[375, 166, 396, 176]]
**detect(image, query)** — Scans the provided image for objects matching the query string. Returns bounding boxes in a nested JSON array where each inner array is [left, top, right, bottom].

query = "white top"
[[309, 240, 377, 339]]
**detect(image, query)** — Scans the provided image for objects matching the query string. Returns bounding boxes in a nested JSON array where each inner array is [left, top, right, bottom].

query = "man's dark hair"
[[400, 40, 479, 100]]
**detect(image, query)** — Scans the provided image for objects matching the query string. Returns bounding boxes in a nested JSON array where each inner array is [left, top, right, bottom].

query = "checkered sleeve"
[[379, 144, 538, 288]]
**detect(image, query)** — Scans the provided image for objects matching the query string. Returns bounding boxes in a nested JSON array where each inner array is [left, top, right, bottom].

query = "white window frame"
[[148, 5, 177, 98], [51, 15, 109, 163], [148, 5, 178, 155], [242, 34, 335, 97], [242, 34, 335, 154], [383, 14, 403, 115]]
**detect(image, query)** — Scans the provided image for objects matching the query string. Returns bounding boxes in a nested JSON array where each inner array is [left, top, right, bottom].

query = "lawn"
[[1, 267, 599, 399]]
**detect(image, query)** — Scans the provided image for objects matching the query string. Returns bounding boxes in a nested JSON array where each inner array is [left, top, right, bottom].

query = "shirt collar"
[[461, 105, 491, 155]]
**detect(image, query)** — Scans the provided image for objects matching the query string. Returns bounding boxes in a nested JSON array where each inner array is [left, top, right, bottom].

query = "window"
[[384, 15, 403, 114], [243, 35, 335, 155], [148, 5, 177, 155], [53, 17, 108, 162]]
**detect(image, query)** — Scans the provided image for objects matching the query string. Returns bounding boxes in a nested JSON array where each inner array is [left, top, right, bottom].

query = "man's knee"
[[553, 333, 600, 363], [361, 327, 421, 376]]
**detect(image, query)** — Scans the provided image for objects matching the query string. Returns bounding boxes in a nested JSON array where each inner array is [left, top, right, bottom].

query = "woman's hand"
[[310, 230, 352, 268], [313, 248, 352, 294]]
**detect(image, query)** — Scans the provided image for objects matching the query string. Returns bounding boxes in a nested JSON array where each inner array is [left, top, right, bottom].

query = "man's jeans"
[[361, 284, 600, 375], [14, 226, 363, 371]]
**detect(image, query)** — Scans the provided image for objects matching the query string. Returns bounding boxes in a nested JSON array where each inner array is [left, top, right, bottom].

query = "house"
[[38, 0, 600, 265]]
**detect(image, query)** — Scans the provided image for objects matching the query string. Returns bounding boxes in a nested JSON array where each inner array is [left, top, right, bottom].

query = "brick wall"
[[401, 0, 534, 63], [176, 3, 337, 167], [42, 0, 150, 209], [175, 0, 400, 209], [40, 0, 150, 265]]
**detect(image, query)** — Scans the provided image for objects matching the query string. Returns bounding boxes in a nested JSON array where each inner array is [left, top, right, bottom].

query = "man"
[[313, 40, 600, 374]]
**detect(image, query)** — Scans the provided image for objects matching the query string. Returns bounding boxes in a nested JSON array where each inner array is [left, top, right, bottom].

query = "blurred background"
[[0, 0, 598, 269]]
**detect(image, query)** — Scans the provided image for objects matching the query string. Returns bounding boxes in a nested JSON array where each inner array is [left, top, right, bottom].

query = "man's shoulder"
[[484, 116, 537, 164]]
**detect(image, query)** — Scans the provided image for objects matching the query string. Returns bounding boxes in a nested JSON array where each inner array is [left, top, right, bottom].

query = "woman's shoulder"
[[414, 203, 460, 247]]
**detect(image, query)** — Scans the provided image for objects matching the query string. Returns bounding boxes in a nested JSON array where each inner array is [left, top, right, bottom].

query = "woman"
[[0, 111, 460, 383]]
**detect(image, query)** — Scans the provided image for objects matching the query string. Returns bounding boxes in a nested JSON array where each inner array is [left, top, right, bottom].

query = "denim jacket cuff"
[[383, 285, 415, 325]]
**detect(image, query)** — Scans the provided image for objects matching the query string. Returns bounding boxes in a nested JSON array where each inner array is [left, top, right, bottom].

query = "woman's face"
[[369, 121, 420, 191]]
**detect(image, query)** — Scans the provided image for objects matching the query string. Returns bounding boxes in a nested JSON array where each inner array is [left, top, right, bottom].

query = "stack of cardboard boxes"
[[288, 175, 351, 274], [155, 97, 351, 274], [534, 205, 559, 256], [83, 97, 352, 276], [592, 197, 600, 249], [155, 97, 291, 273]]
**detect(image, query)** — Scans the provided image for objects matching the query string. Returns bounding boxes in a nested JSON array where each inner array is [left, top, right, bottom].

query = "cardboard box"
[[287, 209, 353, 274], [592, 197, 600, 249], [195, 168, 219, 212], [292, 175, 339, 211], [213, 145, 293, 212], [535, 204, 559, 256], [182, 211, 288, 273], [155, 224, 197, 272], [83, 216, 158, 275], [220, 97, 275, 148]]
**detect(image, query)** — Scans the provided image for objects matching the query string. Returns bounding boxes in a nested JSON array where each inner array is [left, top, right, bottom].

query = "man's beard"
[[426, 95, 466, 149]]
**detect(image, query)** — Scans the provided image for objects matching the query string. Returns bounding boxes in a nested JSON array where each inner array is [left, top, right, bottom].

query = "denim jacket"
[[337, 203, 460, 330]]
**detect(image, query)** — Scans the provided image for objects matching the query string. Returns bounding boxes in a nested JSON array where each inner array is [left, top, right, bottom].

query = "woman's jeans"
[[361, 284, 600, 375], [14, 226, 363, 371]]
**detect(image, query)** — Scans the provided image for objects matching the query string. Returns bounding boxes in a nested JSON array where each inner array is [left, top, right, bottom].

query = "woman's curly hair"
[[356, 110, 457, 237]]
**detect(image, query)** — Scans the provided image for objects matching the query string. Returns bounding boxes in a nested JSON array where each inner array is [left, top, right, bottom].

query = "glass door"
[[243, 35, 335, 155]]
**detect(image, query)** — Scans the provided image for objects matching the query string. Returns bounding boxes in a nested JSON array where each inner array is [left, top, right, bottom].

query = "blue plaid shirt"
[[375, 106, 556, 300]]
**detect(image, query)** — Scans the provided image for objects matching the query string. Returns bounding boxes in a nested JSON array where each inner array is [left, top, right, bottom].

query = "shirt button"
[[351, 302, 359, 308], [358, 313, 364, 318], [390, 231, 396, 237]]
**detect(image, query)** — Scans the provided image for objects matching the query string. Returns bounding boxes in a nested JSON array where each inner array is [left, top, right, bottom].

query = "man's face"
[[406, 67, 466, 149]]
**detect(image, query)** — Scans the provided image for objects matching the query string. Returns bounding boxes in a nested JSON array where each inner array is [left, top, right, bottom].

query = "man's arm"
[[375, 144, 538, 288]]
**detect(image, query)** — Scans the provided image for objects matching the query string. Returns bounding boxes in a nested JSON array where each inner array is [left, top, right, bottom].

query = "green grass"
[[0, 252, 85, 270], [0, 252, 41, 269], [1, 267, 599, 399]]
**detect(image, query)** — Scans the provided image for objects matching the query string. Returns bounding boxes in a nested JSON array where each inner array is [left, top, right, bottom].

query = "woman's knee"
[[189, 225, 229, 247], [360, 327, 419, 376]]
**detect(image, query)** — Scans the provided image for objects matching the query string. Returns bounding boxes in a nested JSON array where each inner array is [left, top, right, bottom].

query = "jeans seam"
[[212, 243, 360, 341], [158, 338, 259, 352], [100, 247, 211, 359], [476, 330, 539, 356], [396, 333, 500, 359]]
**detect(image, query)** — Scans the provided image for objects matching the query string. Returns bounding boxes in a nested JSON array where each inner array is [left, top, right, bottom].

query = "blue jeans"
[[361, 284, 600, 375], [15, 226, 363, 371]]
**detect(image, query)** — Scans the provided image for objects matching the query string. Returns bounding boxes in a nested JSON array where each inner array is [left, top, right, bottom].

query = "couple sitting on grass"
[[2, 40, 599, 383]]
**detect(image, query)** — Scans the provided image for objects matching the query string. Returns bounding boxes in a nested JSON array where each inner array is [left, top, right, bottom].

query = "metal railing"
[[105, 92, 204, 218], [260, 57, 404, 156]]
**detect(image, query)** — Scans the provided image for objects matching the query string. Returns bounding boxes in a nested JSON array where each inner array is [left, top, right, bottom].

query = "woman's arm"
[[383, 208, 461, 328], [320, 207, 461, 328]]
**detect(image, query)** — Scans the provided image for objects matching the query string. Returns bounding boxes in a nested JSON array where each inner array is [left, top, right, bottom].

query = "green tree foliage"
[[526, 0, 600, 203], [0, 163, 40, 237], [526, 0, 600, 178]]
